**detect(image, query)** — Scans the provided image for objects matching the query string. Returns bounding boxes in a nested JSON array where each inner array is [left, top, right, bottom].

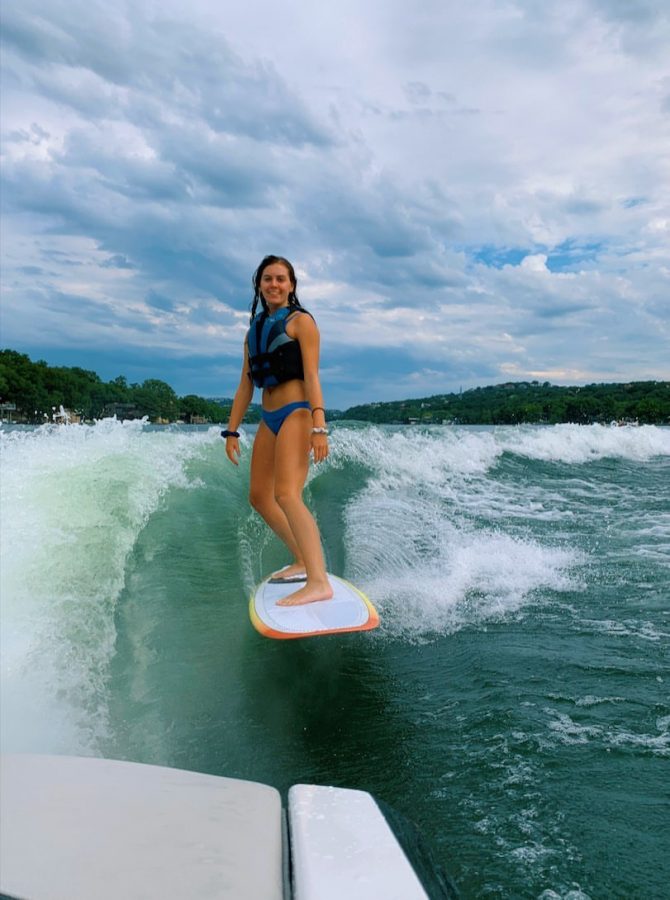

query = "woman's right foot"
[[269, 563, 307, 583], [276, 579, 334, 606]]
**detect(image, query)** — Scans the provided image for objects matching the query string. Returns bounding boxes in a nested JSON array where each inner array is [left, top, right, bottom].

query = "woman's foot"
[[276, 580, 334, 606], [269, 562, 307, 584]]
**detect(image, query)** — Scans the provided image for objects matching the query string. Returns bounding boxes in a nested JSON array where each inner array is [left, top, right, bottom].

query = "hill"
[[341, 381, 669, 425]]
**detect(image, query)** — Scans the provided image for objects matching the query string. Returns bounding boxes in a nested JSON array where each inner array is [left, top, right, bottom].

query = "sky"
[[1, 0, 669, 409]]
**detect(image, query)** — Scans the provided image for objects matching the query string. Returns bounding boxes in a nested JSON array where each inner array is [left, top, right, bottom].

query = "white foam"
[[574, 695, 626, 707], [544, 709, 670, 756], [545, 712, 604, 745], [538, 890, 592, 900], [332, 424, 670, 477], [511, 843, 554, 864], [324, 426, 670, 640], [330, 425, 503, 480], [498, 424, 670, 465], [0, 420, 219, 754], [330, 428, 584, 638], [577, 618, 669, 642]]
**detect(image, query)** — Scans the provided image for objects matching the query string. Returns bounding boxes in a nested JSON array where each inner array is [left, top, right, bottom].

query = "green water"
[[2, 423, 668, 897]]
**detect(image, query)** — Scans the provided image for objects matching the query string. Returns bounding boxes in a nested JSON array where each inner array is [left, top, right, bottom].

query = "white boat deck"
[[1, 754, 283, 900], [1, 754, 445, 899], [289, 784, 428, 899]]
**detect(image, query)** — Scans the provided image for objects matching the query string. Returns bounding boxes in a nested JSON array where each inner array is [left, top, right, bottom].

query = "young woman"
[[222, 255, 333, 606]]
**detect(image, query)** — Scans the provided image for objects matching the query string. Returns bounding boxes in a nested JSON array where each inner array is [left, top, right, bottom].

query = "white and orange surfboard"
[[250, 574, 379, 640]]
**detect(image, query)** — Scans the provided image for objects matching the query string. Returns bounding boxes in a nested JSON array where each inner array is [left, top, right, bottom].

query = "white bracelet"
[[312, 426, 329, 435]]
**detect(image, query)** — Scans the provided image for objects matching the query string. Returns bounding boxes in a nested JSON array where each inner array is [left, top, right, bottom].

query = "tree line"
[[0, 350, 259, 424], [2, 351, 667, 425], [341, 380, 670, 425]]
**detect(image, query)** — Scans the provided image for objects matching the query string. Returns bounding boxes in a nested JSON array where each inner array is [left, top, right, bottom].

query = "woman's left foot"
[[276, 581, 334, 606], [269, 563, 307, 584]]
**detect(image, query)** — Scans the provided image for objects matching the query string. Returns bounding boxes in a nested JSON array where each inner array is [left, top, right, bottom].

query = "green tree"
[[132, 379, 179, 420]]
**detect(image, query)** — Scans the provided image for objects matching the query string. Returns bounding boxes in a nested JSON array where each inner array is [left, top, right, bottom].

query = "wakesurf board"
[[250, 573, 379, 640]]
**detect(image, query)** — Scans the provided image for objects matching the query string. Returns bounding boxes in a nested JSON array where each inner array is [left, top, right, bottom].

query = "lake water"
[[2, 421, 668, 898]]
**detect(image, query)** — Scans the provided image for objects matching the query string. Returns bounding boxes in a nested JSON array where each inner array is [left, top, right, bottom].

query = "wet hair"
[[250, 255, 307, 322]]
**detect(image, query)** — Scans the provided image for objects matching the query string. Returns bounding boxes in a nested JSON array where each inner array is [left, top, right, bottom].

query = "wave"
[[334, 423, 670, 473], [322, 424, 669, 639], [496, 423, 670, 465], [0, 419, 221, 753], [328, 428, 586, 638], [2, 420, 664, 751]]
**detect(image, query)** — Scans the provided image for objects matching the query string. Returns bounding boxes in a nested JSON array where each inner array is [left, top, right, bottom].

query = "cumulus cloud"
[[1, 0, 668, 404]]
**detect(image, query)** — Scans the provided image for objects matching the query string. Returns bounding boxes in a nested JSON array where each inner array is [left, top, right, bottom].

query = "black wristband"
[[221, 430, 240, 439], [311, 406, 326, 417]]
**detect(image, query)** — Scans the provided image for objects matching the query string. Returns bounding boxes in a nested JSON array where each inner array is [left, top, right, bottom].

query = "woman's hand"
[[311, 432, 329, 463], [225, 436, 241, 465]]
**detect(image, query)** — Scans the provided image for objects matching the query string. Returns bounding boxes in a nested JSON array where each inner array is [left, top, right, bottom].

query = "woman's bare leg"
[[249, 421, 304, 574], [272, 408, 333, 606]]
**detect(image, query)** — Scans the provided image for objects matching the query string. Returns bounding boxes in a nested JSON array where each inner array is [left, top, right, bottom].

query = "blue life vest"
[[247, 307, 305, 389]]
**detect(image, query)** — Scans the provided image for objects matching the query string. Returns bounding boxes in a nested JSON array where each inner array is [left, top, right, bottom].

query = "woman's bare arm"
[[224, 342, 254, 465], [294, 314, 328, 462]]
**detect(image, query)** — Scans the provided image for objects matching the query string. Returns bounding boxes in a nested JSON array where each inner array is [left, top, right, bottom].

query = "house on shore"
[[101, 403, 144, 420]]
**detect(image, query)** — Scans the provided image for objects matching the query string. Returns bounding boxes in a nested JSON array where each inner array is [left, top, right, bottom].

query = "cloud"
[[100, 254, 134, 269], [1, 0, 668, 405], [519, 254, 549, 273]]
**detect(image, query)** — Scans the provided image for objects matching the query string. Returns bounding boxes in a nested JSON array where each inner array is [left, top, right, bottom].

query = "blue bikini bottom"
[[261, 401, 311, 436]]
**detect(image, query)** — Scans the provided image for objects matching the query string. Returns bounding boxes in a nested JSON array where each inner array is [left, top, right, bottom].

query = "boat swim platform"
[[1, 754, 458, 899]]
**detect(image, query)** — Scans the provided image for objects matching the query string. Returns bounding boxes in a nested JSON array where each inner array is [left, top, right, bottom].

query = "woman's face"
[[260, 263, 294, 308]]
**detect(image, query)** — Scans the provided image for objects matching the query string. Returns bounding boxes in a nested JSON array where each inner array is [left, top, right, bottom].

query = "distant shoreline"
[[1, 350, 668, 425], [338, 380, 670, 426]]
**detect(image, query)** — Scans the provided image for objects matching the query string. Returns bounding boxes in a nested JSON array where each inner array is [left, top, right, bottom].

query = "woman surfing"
[[223, 255, 333, 607]]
